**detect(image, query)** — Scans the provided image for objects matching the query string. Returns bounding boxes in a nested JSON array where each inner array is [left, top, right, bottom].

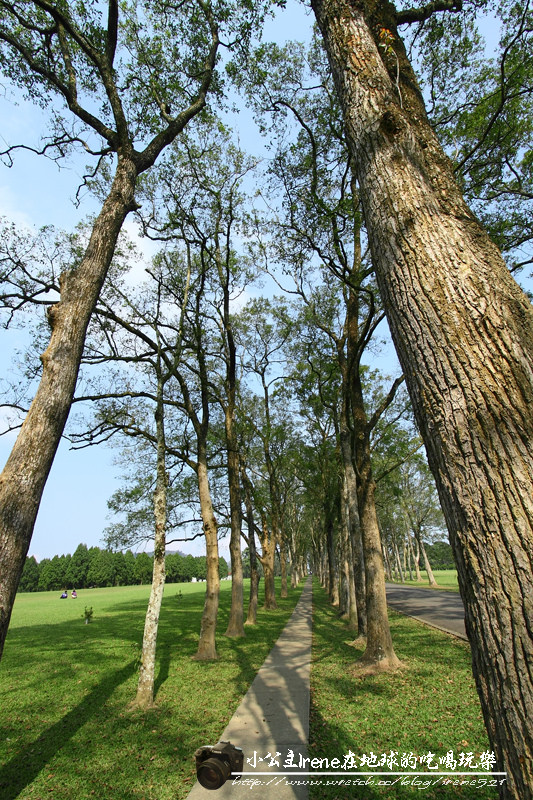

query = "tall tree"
[[311, 0, 533, 795], [235, 298, 294, 608], [399, 455, 446, 587], [245, 38, 404, 666], [65, 543, 91, 589], [19, 556, 40, 592], [0, 0, 264, 659], [415, 2, 533, 277], [138, 121, 262, 645]]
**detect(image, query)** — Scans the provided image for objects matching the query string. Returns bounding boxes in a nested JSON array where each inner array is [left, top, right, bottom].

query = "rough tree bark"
[[312, 0, 533, 795], [355, 420, 400, 669]]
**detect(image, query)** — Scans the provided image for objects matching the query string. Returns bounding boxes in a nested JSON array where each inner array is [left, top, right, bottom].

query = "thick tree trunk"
[[0, 156, 138, 659], [194, 457, 220, 660], [357, 457, 400, 669], [312, 0, 533, 794], [349, 352, 399, 666]]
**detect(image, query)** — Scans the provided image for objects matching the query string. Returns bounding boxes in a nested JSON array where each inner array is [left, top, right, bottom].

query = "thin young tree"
[[138, 121, 262, 639], [235, 298, 295, 608]]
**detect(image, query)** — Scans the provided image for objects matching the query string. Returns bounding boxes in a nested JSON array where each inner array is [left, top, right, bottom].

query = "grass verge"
[[388, 570, 460, 592], [0, 578, 302, 800], [309, 580, 499, 799]]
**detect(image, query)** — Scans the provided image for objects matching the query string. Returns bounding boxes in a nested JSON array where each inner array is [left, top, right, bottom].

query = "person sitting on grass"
[[71, 590, 77, 598], [60, 590, 67, 599]]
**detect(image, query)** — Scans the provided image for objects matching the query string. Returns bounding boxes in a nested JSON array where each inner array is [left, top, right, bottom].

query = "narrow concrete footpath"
[[186, 577, 312, 800]]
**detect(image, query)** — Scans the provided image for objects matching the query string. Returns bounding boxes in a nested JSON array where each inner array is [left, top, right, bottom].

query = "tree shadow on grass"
[[309, 704, 383, 800], [154, 645, 173, 698], [0, 660, 137, 800]]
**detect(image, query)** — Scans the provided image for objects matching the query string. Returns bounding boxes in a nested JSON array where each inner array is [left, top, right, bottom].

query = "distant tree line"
[[18, 544, 229, 593], [423, 542, 455, 571]]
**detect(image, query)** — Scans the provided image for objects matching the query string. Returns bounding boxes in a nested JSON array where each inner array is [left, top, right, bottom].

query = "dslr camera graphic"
[[194, 741, 244, 790]]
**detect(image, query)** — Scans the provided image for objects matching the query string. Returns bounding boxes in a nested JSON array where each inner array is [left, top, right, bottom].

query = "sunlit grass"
[[388, 569, 460, 592], [309, 580, 498, 800], [2, 578, 500, 800], [0, 579, 302, 800]]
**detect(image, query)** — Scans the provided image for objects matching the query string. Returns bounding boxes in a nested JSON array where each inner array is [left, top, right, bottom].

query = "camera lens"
[[197, 756, 231, 790]]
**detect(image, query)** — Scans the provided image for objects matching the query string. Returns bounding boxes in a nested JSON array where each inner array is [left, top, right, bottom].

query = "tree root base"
[[126, 698, 156, 713], [351, 655, 404, 676], [191, 652, 218, 662], [348, 635, 367, 650]]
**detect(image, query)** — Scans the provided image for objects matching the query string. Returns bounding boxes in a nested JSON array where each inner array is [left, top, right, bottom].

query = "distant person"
[[71, 590, 77, 598], [60, 590, 68, 599]]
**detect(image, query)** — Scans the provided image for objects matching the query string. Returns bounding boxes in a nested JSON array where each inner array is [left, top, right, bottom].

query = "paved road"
[[386, 583, 467, 640]]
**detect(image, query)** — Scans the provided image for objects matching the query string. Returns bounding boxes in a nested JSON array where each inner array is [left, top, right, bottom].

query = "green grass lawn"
[[309, 581, 498, 799], [0, 579, 302, 800], [389, 569, 460, 592], [1, 578, 500, 800]]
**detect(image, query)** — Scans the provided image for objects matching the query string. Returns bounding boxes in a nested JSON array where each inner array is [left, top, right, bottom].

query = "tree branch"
[[396, 0, 462, 26], [134, 2, 220, 172], [366, 375, 405, 434]]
